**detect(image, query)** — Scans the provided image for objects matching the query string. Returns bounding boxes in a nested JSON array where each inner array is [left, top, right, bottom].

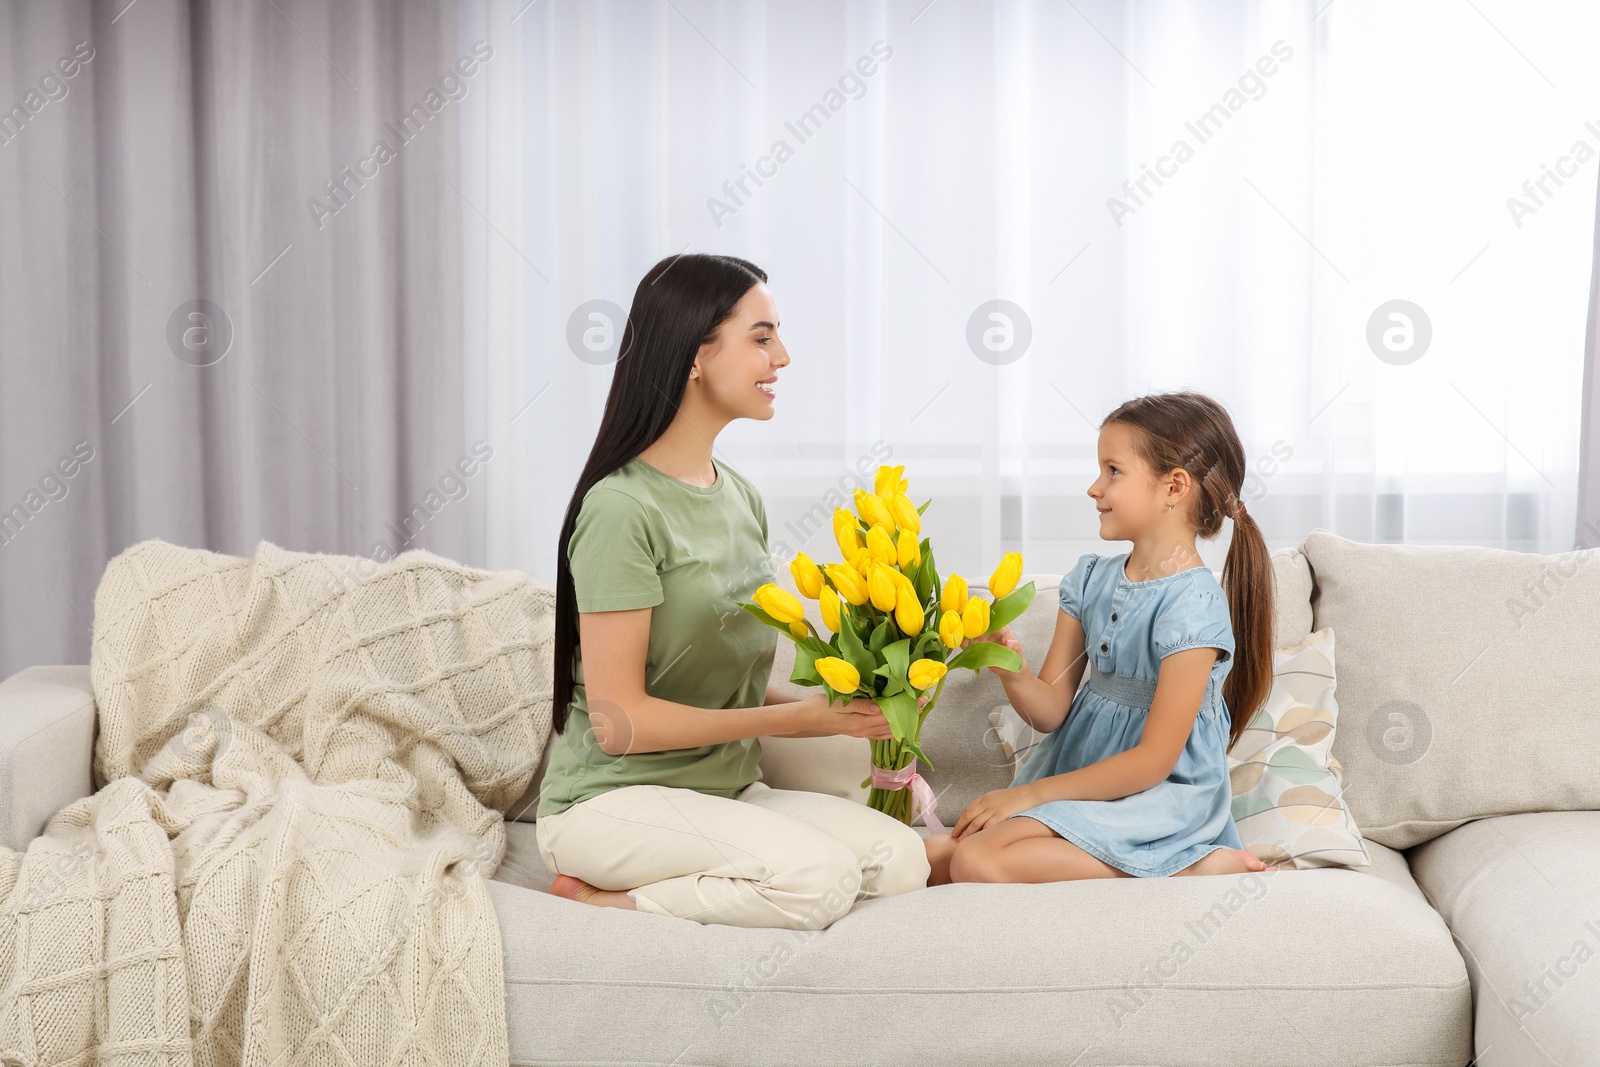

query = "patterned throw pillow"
[[988, 627, 1369, 869], [1228, 628, 1369, 869]]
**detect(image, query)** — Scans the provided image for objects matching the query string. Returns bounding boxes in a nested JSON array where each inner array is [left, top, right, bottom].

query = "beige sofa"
[[5, 528, 1597, 1065]]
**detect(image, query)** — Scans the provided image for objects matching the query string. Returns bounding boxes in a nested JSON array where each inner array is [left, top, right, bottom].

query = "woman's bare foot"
[[1174, 848, 1278, 877], [924, 831, 958, 886], [548, 873, 638, 909]]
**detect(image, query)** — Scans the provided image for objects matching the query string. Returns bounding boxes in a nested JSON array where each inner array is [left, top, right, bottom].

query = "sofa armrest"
[[0, 666, 97, 850]]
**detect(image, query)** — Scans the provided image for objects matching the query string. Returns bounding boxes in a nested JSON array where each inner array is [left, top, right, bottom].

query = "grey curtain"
[[0, 1, 473, 676], [1582, 170, 1600, 551]]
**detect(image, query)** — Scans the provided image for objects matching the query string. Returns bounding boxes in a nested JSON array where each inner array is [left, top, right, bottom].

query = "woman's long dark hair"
[[551, 253, 768, 734], [1102, 392, 1274, 753]]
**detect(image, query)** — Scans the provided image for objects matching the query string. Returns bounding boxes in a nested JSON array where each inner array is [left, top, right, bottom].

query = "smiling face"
[[1087, 421, 1192, 540], [691, 281, 788, 421]]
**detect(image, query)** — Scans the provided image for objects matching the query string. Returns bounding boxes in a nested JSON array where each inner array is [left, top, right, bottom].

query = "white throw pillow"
[[1227, 628, 1369, 868]]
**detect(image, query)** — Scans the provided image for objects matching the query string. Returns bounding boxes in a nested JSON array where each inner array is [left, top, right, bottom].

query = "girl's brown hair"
[[1102, 391, 1273, 752]]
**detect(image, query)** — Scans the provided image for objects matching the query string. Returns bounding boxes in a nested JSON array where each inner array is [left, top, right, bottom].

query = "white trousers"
[[534, 779, 931, 930]]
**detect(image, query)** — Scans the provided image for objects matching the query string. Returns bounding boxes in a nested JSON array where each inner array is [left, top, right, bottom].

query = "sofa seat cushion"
[[491, 823, 1468, 1066], [1406, 811, 1600, 1067]]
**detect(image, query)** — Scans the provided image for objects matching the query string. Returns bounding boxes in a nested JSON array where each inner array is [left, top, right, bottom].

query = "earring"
[[690, 369, 699, 379]]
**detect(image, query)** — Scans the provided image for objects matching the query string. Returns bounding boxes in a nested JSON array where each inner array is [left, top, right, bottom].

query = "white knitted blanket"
[[0, 539, 554, 1064]]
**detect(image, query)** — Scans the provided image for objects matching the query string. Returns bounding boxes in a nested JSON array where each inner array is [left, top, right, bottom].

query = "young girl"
[[926, 391, 1277, 883]]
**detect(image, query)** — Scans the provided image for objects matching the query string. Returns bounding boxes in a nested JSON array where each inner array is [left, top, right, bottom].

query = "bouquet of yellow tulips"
[[740, 464, 1036, 828]]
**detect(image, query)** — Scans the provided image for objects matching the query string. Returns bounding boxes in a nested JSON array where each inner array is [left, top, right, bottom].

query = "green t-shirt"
[[536, 455, 779, 818]]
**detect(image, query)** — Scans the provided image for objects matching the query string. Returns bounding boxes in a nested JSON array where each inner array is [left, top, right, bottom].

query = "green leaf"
[[902, 735, 934, 772], [836, 608, 876, 687], [875, 690, 921, 742], [916, 498, 931, 515], [789, 656, 822, 686], [874, 639, 909, 700], [872, 662, 908, 697], [946, 641, 1022, 674], [788, 635, 832, 687], [988, 581, 1037, 632], [912, 629, 946, 660], [869, 618, 891, 653], [882, 638, 912, 687], [837, 601, 858, 639], [910, 539, 933, 603]]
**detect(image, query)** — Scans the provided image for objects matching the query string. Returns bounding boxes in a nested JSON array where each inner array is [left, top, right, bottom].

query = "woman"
[[536, 253, 932, 930]]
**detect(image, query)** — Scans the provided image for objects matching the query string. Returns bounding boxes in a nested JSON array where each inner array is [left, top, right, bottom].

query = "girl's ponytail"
[[1103, 391, 1276, 752], [1215, 495, 1274, 752]]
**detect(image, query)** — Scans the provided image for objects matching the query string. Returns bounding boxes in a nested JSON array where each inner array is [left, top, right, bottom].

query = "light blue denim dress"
[[1009, 551, 1243, 877]]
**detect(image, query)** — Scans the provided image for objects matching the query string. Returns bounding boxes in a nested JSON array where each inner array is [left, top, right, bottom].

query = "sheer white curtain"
[[456, 0, 1599, 587]]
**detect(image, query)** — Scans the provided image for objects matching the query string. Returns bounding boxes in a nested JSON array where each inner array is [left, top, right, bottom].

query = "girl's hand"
[[966, 625, 1025, 677], [951, 784, 1039, 839]]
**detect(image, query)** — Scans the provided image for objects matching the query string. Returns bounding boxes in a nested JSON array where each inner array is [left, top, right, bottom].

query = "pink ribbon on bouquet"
[[870, 762, 945, 833]]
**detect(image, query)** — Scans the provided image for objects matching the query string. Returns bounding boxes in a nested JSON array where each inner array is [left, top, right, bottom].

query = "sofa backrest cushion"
[[1303, 528, 1600, 849]]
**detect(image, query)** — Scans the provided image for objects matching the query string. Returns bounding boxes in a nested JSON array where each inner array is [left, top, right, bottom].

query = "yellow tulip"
[[815, 657, 861, 694], [833, 508, 863, 558], [826, 564, 869, 606], [849, 546, 873, 577], [938, 609, 965, 649], [940, 574, 968, 614], [890, 566, 917, 603], [874, 464, 907, 500], [888, 492, 921, 536], [820, 586, 842, 633], [868, 563, 899, 613], [753, 583, 805, 625], [895, 585, 925, 636], [962, 596, 991, 639], [865, 524, 897, 567], [789, 620, 809, 639], [858, 492, 896, 533], [790, 552, 823, 599], [908, 658, 948, 691], [896, 529, 921, 570], [989, 552, 1023, 599]]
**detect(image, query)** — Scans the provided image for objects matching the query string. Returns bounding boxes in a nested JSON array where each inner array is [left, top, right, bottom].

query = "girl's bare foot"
[[924, 831, 958, 886], [549, 873, 638, 909], [1174, 848, 1278, 877]]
